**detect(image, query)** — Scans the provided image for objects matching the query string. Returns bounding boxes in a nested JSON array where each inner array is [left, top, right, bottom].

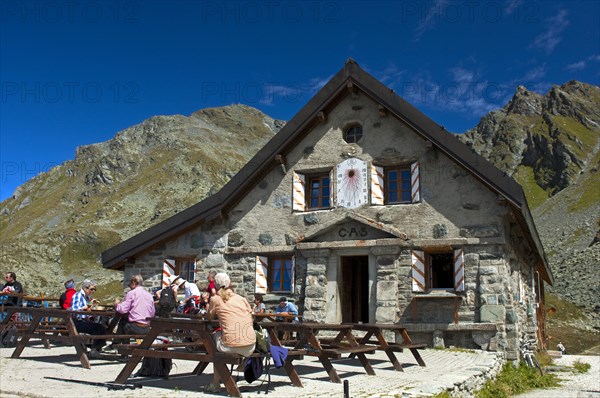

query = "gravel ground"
[[516, 355, 600, 398]]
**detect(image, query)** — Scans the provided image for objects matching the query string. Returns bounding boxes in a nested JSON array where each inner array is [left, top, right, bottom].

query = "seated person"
[[252, 293, 266, 315], [206, 272, 256, 392], [198, 292, 209, 314], [2, 272, 24, 306], [69, 279, 107, 357], [275, 296, 298, 322], [105, 274, 155, 353], [59, 279, 77, 310], [174, 277, 201, 314]]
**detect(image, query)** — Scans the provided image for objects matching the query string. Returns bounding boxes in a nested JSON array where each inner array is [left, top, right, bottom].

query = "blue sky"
[[1, 0, 599, 202]]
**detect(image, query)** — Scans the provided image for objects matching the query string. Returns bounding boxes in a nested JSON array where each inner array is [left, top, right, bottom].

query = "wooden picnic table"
[[113, 316, 305, 397], [260, 322, 377, 383], [253, 312, 301, 322], [345, 323, 427, 371], [0, 306, 127, 368]]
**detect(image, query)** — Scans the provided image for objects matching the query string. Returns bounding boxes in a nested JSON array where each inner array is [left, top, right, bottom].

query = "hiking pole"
[[44, 377, 142, 390], [344, 379, 350, 398]]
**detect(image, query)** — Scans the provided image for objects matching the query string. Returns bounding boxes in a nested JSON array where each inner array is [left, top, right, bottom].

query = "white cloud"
[[566, 61, 586, 71], [413, 0, 449, 42], [565, 54, 600, 71], [530, 9, 570, 54], [505, 0, 522, 15], [522, 65, 546, 81], [259, 75, 332, 106], [394, 68, 502, 117]]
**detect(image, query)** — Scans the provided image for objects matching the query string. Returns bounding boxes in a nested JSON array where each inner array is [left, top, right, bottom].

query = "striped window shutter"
[[290, 256, 296, 293], [329, 169, 336, 207], [292, 171, 305, 211], [411, 162, 420, 203], [162, 259, 176, 287], [371, 164, 384, 205], [255, 255, 268, 294], [411, 250, 426, 292], [190, 258, 197, 282], [454, 248, 465, 292]]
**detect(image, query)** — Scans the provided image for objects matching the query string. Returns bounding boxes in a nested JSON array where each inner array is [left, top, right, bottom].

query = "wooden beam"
[[347, 82, 357, 93], [378, 105, 387, 117]]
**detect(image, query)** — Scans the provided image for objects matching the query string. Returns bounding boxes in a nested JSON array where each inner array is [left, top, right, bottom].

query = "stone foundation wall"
[[451, 353, 505, 397]]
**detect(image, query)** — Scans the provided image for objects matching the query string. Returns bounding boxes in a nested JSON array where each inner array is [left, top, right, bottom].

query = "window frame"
[[268, 256, 294, 293], [343, 124, 363, 143], [384, 166, 412, 204], [426, 251, 455, 291], [307, 173, 331, 210], [174, 257, 196, 282]]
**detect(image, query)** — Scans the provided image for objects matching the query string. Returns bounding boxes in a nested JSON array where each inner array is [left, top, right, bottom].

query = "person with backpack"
[[155, 275, 178, 317], [59, 279, 77, 310], [205, 272, 256, 392]]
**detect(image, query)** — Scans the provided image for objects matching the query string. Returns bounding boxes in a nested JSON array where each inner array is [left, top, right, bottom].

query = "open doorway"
[[340, 256, 369, 323]]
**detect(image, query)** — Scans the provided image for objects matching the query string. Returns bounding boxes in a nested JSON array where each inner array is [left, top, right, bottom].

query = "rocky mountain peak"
[[504, 85, 544, 116]]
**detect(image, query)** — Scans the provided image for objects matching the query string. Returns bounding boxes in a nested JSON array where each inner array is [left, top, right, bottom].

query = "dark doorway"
[[340, 256, 369, 323]]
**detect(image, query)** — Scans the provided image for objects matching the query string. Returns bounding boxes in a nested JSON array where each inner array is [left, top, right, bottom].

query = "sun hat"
[[167, 275, 180, 285], [214, 273, 231, 289]]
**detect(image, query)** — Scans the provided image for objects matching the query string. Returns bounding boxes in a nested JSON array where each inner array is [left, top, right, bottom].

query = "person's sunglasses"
[[89, 288, 96, 291]]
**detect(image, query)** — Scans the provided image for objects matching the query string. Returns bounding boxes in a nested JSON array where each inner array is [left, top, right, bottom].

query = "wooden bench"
[[114, 317, 306, 397], [0, 306, 143, 368], [346, 323, 427, 371]]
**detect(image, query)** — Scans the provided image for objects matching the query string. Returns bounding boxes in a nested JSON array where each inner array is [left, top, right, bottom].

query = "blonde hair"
[[217, 286, 234, 302]]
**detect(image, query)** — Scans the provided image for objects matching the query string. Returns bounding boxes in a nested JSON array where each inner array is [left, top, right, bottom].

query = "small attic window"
[[344, 125, 363, 143]]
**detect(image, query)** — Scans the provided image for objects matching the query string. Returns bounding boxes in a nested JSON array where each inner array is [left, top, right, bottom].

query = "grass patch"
[[432, 391, 452, 398], [546, 293, 600, 354], [475, 362, 559, 398], [573, 360, 591, 373], [513, 165, 550, 209]]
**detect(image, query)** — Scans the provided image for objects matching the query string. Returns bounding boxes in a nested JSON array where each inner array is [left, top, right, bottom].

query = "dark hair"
[[254, 294, 264, 303], [7, 272, 16, 280]]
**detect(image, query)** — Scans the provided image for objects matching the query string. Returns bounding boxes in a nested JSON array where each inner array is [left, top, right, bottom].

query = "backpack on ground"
[[157, 288, 176, 317], [0, 324, 18, 348], [255, 325, 271, 354], [136, 357, 172, 377]]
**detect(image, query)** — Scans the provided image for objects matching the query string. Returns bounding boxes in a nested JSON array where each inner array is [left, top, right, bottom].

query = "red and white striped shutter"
[[329, 169, 336, 207], [255, 256, 268, 294], [292, 171, 305, 211], [162, 259, 176, 287], [290, 256, 296, 293], [454, 248, 465, 292], [411, 250, 426, 292], [411, 162, 420, 203], [371, 164, 384, 205], [190, 258, 197, 282]]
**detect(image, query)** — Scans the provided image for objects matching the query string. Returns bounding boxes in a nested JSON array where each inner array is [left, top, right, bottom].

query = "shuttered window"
[[378, 162, 420, 205], [411, 248, 465, 292], [163, 257, 196, 284], [255, 255, 294, 293]]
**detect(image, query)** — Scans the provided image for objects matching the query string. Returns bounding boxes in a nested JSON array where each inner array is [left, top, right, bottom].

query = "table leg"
[[11, 313, 43, 360], [204, 334, 242, 398], [348, 330, 373, 359], [192, 361, 209, 375], [374, 330, 403, 371], [399, 329, 426, 367], [115, 327, 162, 384], [308, 333, 341, 383], [344, 330, 375, 376], [65, 316, 91, 369]]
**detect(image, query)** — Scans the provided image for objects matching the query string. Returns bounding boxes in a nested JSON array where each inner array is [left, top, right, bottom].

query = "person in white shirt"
[[174, 277, 201, 313]]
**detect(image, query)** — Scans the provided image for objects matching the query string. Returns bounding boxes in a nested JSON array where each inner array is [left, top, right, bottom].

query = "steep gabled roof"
[[101, 59, 552, 285]]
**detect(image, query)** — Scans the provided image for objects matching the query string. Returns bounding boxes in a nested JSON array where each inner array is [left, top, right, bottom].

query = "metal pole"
[[343, 380, 349, 398]]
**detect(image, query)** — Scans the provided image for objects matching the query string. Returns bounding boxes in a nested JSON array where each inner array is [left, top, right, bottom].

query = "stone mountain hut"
[[102, 60, 553, 359]]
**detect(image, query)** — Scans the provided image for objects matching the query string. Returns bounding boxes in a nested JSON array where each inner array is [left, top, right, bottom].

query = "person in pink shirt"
[[103, 274, 155, 353]]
